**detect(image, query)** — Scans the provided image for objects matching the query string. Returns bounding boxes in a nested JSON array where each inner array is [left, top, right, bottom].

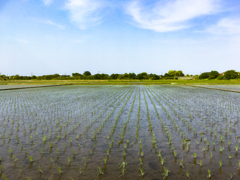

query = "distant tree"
[[118, 74, 124, 79], [72, 73, 81, 77], [151, 74, 160, 80], [168, 70, 176, 77], [165, 70, 184, 77], [123, 73, 129, 79], [164, 73, 169, 77], [175, 70, 184, 76], [136, 72, 149, 80], [224, 70, 238, 80], [128, 73, 136, 79], [110, 73, 119, 79], [199, 73, 209, 79], [53, 74, 60, 78], [83, 71, 91, 76], [208, 71, 219, 79]]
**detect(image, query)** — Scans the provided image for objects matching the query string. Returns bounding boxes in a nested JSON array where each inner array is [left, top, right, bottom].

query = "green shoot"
[[180, 158, 184, 168], [162, 167, 170, 179], [208, 169, 211, 178], [139, 168, 144, 177], [98, 167, 104, 175], [28, 156, 33, 162], [38, 165, 43, 173], [57, 166, 62, 174], [219, 161, 222, 168], [197, 160, 202, 167]]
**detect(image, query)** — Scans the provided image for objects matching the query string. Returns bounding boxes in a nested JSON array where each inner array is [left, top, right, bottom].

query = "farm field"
[[0, 85, 240, 180], [194, 85, 240, 92]]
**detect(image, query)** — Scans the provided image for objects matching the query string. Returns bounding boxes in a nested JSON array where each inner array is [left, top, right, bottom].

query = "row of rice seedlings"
[[142, 87, 170, 179], [84, 88, 136, 177], [135, 87, 141, 141]]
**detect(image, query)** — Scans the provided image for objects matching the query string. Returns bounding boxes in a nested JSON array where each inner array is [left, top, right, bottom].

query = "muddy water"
[[0, 85, 240, 179]]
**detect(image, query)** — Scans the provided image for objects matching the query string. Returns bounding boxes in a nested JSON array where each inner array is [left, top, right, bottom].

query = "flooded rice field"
[[0, 85, 240, 180], [195, 85, 240, 92]]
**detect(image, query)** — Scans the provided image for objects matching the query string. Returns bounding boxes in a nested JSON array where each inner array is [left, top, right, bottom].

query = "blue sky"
[[0, 0, 240, 76]]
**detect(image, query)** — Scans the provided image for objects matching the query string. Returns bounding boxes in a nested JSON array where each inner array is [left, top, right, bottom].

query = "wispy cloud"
[[126, 0, 221, 32], [65, 0, 105, 29], [43, 0, 53, 5], [207, 17, 240, 35], [42, 20, 65, 29]]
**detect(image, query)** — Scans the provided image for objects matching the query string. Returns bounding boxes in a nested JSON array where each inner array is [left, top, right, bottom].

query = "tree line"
[[0, 70, 239, 80], [199, 70, 240, 80]]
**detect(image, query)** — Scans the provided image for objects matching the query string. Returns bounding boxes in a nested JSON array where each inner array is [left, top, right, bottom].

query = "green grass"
[[1, 79, 240, 86]]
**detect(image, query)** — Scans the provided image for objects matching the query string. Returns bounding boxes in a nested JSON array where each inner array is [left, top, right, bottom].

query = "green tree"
[[208, 71, 219, 79], [199, 73, 209, 79], [168, 70, 176, 77], [151, 74, 160, 80], [175, 70, 184, 76], [110, 73, 119, 79], [136, 72, 149, 80], [224, 70, 238, 80], [128, 73, 136, 79], [83, 71, 91, 76]]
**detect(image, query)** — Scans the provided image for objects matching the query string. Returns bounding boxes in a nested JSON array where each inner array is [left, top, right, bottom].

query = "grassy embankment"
[[1, 79, 240, 85]]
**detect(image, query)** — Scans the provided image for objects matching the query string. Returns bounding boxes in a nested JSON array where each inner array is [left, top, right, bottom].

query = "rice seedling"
[[13, 155, 17, 162], [139, 168, 144, 177], [174, 150, 177, 157], [197, 160, 202, 167], [186, 171, 190, 178], [42, 136, 47, 142], [162, 167, 170, 179], [103, 158, 107, 165], [98, 167, 104, 175], [28, 156, 33, 163], [219, 161, 222, 168], [229, 172, 234, 179], [18, 166, 22, 172], [161, 158, 164, 165], [78, 168, 82, 175], [57, 166, 62, 174], [38, 165, 43, 173], [119, 161, 127, 169], [208, 169, 211, 178], [220, 146, 224, 153], [180, 158, 184, 168]]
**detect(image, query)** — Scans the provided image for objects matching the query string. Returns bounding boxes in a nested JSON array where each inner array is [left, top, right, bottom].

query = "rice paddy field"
[[194, 85, 240, 93], [0, 85, 240, 180]]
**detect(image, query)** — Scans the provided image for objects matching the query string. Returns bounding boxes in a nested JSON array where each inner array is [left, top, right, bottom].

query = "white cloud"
[[207, 18, 240, 35], [43, 0, 53, 5], [43, 20, 65, 29], [65, 0, 105, 29], [126, 0, 221, 32]]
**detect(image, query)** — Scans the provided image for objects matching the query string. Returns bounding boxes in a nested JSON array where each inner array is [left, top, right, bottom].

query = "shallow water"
[[0, 85, 240, 179]]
